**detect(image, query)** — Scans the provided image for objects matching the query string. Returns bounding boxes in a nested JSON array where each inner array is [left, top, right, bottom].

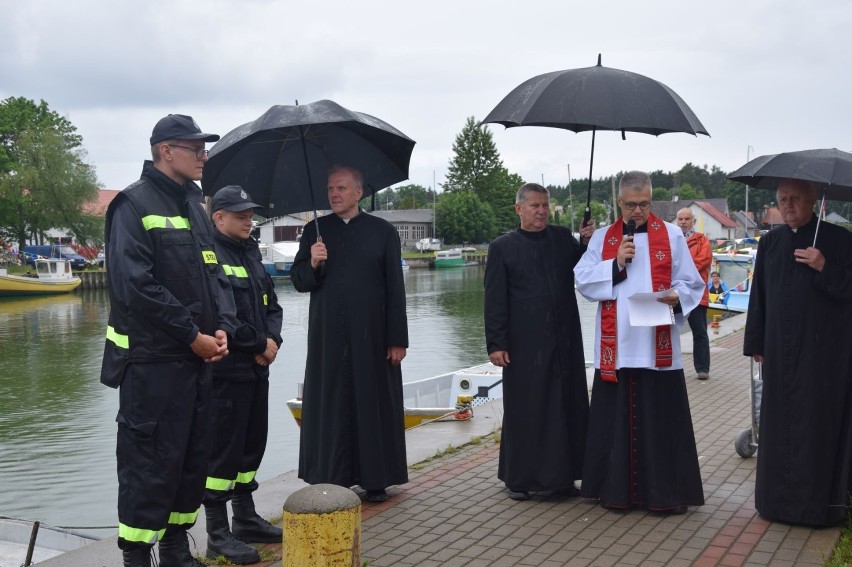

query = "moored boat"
[[259, 241, 299, 278], [429, 248, 478, 269], [0, 259, 82, 298], [707, 249, 756, 319], [286, 362, 504, 429]]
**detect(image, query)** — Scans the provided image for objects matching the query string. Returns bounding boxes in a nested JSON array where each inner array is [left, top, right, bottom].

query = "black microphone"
[[625, 219, 636, 264]]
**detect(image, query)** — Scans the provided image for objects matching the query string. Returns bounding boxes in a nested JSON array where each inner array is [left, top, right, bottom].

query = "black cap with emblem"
[[211, 185, 261, 213]]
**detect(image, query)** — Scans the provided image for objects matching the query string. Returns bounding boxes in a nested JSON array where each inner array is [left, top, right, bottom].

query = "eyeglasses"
[[169, 144, 209, 160], [622, 201, 652, 211]]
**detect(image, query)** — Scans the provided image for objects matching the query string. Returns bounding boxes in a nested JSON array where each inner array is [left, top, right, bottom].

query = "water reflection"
[[0, 268, 598, 534]]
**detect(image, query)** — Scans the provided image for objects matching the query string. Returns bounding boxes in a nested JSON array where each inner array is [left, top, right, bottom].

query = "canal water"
[[0, 267, 597, 536]]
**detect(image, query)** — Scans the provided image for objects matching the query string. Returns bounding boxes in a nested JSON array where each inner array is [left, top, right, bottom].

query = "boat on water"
[[0, 517, 98, 566], [259, 241, 300, 278], [707, 249, 756, 319], [0, 259, 82, 298], [286, 362, 504, 429], [429, 248, 478, 269]]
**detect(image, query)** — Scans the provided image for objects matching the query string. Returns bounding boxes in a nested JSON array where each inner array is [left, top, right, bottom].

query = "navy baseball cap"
[[211, 185, 261, 213], [150, 114, 220, 145]]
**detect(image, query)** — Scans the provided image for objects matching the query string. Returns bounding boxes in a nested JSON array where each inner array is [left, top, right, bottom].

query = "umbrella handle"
[[315, 235, 326, 275]]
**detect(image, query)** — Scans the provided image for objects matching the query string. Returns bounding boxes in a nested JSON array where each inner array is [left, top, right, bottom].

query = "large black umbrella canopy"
[[482, 55, 709, 222], [202, 99, 416, 220], [727, 148, 852, 199], [728, 148, 852, 245]]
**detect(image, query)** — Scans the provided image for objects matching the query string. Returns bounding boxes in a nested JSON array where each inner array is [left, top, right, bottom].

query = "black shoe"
[[205, 504, 261, 564], [122, 546, 153, 567], [231, 492, 283, 544], [600, 500, 627, 512], [507, 489, 530, 501], [365, 489, 388, 502], [561, 485, 581, 497], [667, 505, 688, 515], [158, 528, 206, 567]]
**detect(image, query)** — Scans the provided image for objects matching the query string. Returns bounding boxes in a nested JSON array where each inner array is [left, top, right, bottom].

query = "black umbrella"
[[202, 99, 416, 236], [728, 148, 852, 244], [482, 54, 709, 224]]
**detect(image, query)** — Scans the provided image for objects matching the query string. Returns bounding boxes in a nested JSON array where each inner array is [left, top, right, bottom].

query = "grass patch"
[[825, 516, 852, 566], [410, 431, 500, 470]]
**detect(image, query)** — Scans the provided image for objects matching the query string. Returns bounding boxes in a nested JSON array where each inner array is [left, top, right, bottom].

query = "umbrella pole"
[[813, 189, 826, 247], [297, 125, 322, 241], [583, 127, 596, 227]]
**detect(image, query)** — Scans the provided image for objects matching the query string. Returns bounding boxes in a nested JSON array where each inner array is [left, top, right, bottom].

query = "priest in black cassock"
[[744, 178, 852, 527], [484, 182, 594, 501], [291, 165, 409, 503], [575, 171, 705, 514]]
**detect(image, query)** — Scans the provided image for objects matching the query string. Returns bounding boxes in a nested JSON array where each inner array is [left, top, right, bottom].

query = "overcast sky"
[[2, 0, 849, 197]]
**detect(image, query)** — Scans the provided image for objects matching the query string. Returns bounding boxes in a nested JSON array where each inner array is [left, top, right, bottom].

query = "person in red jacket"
[[676, 208, 713, 380]]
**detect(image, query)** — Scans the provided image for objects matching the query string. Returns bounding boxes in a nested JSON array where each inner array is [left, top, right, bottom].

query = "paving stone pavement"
[[42, 321, 842, 566], [264, 325, 842, 567]]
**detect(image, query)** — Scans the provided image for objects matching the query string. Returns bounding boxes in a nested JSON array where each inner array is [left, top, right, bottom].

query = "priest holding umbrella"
[[204, 100, 416, 503], [731, 149, 852, 526]]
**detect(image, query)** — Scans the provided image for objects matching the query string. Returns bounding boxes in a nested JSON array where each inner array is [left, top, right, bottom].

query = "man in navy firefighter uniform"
[[100, 114, 237, 567], [202, 186, 283, 564]]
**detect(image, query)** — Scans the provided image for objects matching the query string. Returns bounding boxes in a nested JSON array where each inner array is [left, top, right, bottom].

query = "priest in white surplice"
[[574, 170, 706, 514]]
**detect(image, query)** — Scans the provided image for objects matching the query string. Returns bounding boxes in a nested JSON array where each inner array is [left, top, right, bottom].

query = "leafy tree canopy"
[[0, 97, 82, 174], [435, 190, 496, 244], [0, 99, 99, 248], [444, 117, 520, 234], [361, 183, 435, 211]]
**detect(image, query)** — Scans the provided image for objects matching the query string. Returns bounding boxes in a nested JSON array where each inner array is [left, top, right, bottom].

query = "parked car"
[[23, 245, 88, 270]]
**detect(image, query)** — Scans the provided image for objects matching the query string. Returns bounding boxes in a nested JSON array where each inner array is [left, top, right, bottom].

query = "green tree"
[[444, 117, 503, 197], [568, 200, 609, 229], [0, 97, 83, 174], [0, 127, 99, 249], [673, 182, 702, 200], [443, 117, 519, 233], [653, 187, 672, 201], [396, 183, 434, 209], [435, 191, 496, 244], [725, 179, 771, 213]]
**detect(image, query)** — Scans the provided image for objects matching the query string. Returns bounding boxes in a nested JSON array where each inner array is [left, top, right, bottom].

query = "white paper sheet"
[[626, 289, 676, 327]]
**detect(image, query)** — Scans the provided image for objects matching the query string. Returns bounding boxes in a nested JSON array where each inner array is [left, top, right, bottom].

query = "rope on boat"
[[0, 515, 111, 536], [405, 395, 476, 431]]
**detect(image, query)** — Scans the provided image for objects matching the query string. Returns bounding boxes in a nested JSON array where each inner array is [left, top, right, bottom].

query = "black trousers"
[[687, 306, 710, 373], [203, 378, 270, 505], [116, 359, 211, 548]]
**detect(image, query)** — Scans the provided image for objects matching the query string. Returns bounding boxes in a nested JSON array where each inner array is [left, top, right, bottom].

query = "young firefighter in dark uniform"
[[203, 185, 283, 564], [101, 115, 237, 567]]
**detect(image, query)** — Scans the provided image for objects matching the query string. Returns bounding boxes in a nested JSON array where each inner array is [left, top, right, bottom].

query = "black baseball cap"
[[211, 185, 261, 213], [150, 114, 220, 145]]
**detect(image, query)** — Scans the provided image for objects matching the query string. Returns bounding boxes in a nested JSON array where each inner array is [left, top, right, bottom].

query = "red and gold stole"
[[599, 214, 673, 382]]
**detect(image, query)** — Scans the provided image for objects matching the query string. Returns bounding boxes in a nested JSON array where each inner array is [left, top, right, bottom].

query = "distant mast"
[[432, 170, 437, 239]]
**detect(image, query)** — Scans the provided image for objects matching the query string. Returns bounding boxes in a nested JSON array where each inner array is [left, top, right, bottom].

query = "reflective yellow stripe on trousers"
[[119, 522, 164, 544]]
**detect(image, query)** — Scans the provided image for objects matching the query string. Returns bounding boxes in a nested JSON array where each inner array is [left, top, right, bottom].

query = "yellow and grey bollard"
[[282, 483, 361, 566]]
